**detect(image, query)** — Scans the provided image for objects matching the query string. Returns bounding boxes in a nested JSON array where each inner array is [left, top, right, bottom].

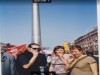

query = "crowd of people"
[[1, 43, 99, 75]]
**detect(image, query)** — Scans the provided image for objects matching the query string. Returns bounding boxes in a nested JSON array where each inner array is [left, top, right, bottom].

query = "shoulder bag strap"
[[70, 56, 88, 71]]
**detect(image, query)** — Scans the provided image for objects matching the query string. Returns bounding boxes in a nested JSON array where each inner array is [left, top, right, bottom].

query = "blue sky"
[[0, 0, 97, 50]]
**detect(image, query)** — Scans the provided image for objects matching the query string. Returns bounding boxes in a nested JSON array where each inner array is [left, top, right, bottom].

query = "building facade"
[[74, 27, 98, 55]]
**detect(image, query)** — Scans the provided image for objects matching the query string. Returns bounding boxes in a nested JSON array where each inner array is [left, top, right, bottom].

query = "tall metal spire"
[[32, 2, 42, 46]]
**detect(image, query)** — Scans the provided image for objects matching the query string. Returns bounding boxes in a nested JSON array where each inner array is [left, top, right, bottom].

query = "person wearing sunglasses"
[[16, 43, 47, 75]]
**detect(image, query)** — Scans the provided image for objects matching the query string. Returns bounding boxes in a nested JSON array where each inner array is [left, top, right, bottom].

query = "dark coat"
[[16, 51, 47, 75]]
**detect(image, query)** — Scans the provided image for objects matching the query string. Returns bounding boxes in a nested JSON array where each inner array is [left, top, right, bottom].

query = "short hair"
[[53, 45, 65, 54], [28, 43, 41, 51], [69, 45, 83, 52]]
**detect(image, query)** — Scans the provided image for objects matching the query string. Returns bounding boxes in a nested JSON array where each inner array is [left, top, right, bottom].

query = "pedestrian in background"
[[1, 46, 17, 75]]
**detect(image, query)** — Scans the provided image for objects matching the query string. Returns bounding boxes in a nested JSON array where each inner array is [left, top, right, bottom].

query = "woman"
[[68, 45, 98, 75], [49, 45, 72, 75]]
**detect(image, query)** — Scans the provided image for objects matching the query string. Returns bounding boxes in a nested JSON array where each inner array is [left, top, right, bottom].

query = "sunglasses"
[[32, 48, 40, 50]]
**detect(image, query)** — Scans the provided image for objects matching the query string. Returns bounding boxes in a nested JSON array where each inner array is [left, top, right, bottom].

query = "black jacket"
[[16, 51, 47, 75]]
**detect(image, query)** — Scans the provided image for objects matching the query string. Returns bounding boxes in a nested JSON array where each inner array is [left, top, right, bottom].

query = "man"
[[16, 43, 47, 75], [1, 46, 17, 75]]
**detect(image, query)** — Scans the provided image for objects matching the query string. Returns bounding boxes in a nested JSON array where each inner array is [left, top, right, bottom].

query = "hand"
[[31, 50, 38, 56], [57, 54, 63, 58], [67, 55, 74, 64]]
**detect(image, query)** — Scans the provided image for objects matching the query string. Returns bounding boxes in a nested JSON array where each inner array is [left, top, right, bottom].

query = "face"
[[70, 49, 82, 58], [27, 45, 40, 53], [55, 48, 65, 55]]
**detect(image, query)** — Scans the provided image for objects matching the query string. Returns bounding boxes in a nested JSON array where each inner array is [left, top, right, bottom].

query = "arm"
[[60, 54, 74, 72], [60, 56, 68, 66], [23, 55, 37, 69], [59, 56, 70, 72], [23, 51, 38, 69], [90, 63, 98, 75]]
